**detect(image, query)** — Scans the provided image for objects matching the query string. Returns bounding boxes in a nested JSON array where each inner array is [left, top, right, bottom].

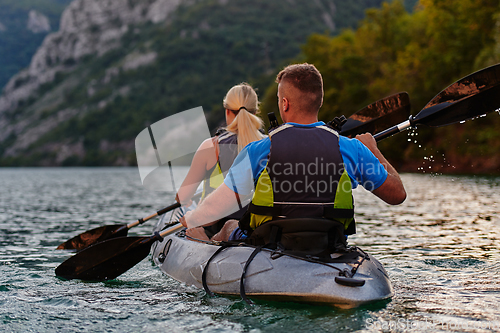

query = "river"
[[0, 168, 499, 332]]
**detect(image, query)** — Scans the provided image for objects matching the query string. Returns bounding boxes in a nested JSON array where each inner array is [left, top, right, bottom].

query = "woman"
[[175, 83, 265, 238]]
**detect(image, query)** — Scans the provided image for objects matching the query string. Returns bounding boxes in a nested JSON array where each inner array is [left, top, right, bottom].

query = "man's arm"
[[355, 133, 406, 205], [180, 183, 242, 229], [180, 140, 263, 229]]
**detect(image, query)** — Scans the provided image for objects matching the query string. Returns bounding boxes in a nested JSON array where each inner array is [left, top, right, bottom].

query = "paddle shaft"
[[126, 201, 181, 229], [159, 222, 184, 238], [118, 191, 202, 231], [374, 119, 412, 141]]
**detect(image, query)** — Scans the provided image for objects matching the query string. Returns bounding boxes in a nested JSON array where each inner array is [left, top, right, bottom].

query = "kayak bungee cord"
[[183, 230, 366, 276], [180, 229, 367, 304]]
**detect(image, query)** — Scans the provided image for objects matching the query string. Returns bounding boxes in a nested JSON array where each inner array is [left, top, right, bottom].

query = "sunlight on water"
[[0, 168, 499, 332], [353, 174, 500, 332]]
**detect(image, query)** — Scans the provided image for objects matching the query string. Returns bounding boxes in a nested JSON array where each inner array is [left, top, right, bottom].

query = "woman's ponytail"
[[223, 83, 265, 151]]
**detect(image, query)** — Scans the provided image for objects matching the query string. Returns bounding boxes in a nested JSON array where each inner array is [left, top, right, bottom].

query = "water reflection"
[[0, 169, 499, 332], [352, 174, 500, 332]]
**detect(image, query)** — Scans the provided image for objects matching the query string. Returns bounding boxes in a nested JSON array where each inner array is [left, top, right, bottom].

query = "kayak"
[[151, 208, 393, 309]]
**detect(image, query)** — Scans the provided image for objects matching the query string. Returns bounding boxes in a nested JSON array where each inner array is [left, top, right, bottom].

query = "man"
[[180, 63, 406, 241]]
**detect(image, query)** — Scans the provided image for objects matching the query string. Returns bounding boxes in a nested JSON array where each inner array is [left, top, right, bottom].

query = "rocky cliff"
[[0, 0, 382, 166], [0, 0, 73, 92], [0, 0, 181, 116], [0, 0, 186, 165], [27, 10, 51, 33]]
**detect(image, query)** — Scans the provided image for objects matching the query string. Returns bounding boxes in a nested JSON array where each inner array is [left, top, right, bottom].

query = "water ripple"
[[0, 169, 499, 332]]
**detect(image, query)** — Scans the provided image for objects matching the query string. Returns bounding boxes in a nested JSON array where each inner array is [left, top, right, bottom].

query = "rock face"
[[27, 10, 51, 33], [0, 0, 181, 115], [0, 0, 343, 166], [0, 0, 184, 165]]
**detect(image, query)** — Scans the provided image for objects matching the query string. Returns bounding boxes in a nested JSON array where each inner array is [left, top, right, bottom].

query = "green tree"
[[264, 0, 500, 173]]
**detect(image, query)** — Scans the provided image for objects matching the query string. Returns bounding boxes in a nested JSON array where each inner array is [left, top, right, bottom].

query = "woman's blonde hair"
[[223, 83, 265, 151]]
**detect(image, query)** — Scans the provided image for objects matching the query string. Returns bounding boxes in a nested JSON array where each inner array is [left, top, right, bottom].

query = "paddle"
[[339, 92, 411, 137], [55, 223, 184, 281], [374, 63, 500, 141], [57, 192, 201, 251]]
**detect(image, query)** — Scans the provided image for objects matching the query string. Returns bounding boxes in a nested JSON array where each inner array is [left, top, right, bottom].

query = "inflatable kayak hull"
[[151, 216, 393, 309]]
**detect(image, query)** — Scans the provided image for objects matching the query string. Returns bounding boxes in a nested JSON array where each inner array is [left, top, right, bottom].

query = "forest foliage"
[[261, 0, 500, 173], [2, 0, 500, 173], [0, 0, 390, 166]]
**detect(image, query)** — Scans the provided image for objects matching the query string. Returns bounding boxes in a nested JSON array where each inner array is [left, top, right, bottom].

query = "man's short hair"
[[276, 63, 324, 113]]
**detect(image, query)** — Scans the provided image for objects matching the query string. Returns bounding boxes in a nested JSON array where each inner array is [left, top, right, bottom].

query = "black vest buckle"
[[327, 115, 347, 132]]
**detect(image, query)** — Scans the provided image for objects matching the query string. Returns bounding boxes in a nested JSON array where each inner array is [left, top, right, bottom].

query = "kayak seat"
[[244, 218, 347, 256]]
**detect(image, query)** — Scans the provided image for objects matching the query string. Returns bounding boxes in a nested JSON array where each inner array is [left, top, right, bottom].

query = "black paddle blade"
[[55, 235, 157, 281], [57, 224, 129, 251], [415, 63, 500, 127], [340, 92, 410, 137]]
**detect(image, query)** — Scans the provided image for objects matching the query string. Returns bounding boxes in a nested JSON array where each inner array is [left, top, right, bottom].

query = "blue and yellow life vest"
[[201, 130, 247, 220], [241, 123, 355, 234], [201, 131, 236, 200]]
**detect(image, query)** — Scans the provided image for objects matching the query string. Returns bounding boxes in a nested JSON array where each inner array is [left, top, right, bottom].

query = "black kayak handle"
[[157, 202, 181, 216]]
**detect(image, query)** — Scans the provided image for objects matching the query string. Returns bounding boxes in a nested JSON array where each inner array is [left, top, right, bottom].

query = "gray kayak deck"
[[151, 218, 393, 309]]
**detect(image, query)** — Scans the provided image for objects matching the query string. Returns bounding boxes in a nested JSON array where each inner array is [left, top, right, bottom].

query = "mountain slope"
[[0, 0, 73, 90], [0, 0, 387, 166]]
